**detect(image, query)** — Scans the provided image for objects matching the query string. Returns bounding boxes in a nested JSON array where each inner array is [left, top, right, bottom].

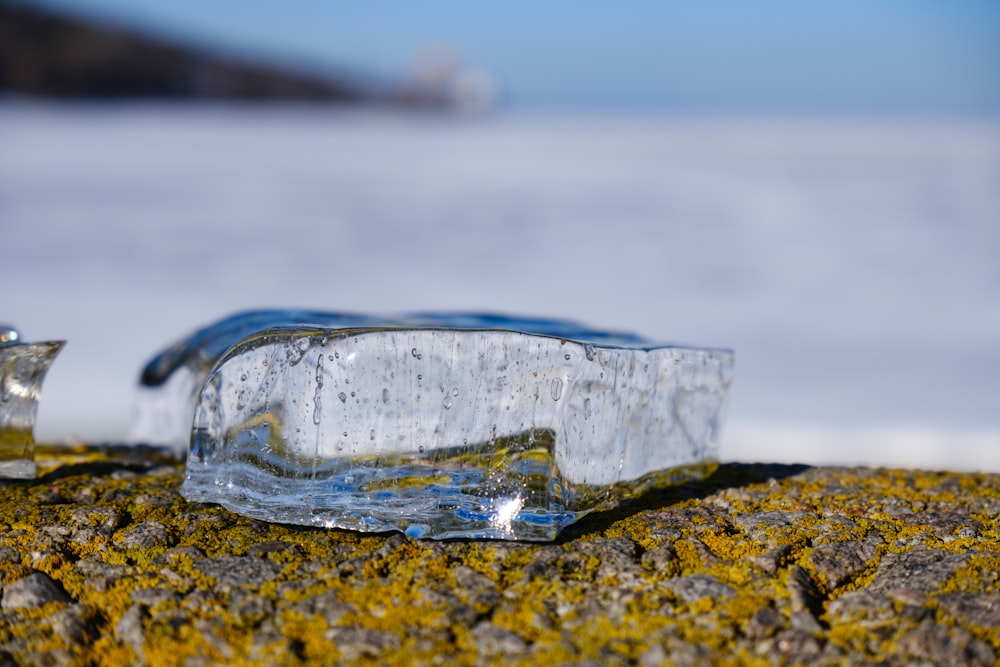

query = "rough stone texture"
[[1, 572, 72, 612], [1, 450, 999, 666]]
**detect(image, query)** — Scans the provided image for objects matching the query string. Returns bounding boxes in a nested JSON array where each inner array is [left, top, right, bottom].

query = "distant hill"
[[0, 2, 369, 102]]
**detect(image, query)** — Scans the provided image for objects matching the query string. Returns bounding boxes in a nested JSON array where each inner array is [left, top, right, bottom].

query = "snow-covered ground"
[[2, 104, 998, 471]]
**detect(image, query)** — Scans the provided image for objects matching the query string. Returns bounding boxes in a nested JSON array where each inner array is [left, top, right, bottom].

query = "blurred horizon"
[[8, 0, 1000, 116]]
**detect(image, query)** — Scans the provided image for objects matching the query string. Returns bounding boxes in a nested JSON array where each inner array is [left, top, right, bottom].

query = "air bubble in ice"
[[550, 378, 563, 401]]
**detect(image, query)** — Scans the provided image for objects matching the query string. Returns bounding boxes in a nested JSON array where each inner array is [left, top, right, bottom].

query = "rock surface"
[[1, 448, 998, 666]]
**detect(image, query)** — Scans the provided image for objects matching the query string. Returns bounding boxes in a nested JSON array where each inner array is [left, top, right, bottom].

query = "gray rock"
[[665, 575, 734, 602], [807, 534, 882, 590], [131, 586, 180, 607], [451, 565, 499, 614], [192, 618, 236, 661], [576, 537, 642, 580], [69, 507, 121, 536], [470, 621, 528, 655], [745, 605, 785, 639], [637, 643, 667, 667], [1, 572, 71, 613], [732, 510, 815, 545], [644, 506, 721, 532], [292, 590, 351, 623], [49, 605, 93, 645], [75, 559, 133, 579], [114, 602, 149, 654], [118, 520, 171, 549], [151, 545, 205, 565], [826, 590, 895, 625], [745, 543, 792, 575], [322, 627, 400, 660], [899, 504, 982, 541], [787, 567, 824, 621], [937, 593, 1000, 629], [193, 554, 280, 589], [133, 493, 174, 510], [247, 539, 298, 558], [894, 618, 995, 667], [868, 549, 968, 595], [769, 628, 825, 662], [640, 542, 678, 572]]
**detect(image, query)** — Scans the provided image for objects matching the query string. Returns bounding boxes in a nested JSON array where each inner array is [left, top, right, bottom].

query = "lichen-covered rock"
[[1, 571, 72, 612], [0, 451, 998, 666]]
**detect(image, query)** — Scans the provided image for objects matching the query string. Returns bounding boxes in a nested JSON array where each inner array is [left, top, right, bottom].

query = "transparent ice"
[[0, 325, 64, 478], [142, 312, 733, 540]]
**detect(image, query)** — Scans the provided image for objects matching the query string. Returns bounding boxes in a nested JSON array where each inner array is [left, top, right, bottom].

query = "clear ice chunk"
[[0, 326, 64, 479], [148, 311, 733, 540]]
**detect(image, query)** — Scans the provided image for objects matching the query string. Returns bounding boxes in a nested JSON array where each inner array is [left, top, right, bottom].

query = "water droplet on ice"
[[550, 378, 563, 401], [584, 344, 595, 361], [240, 373, 248, 382], [443, 396, 453, 409], [451, 388, 459, 396], [382, 388, 389, 403], [411, 347, 423, 360], [418, 445, 425, 453], [564, 354, 571, 361], [338, 392, 347, 403]]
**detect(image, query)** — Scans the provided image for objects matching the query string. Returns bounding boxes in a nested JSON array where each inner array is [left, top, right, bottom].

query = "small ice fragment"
[[0, 328, 64, 479]]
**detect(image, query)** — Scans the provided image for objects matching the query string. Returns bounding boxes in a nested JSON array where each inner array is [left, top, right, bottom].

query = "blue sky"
[[27, 0, 1000, 113]]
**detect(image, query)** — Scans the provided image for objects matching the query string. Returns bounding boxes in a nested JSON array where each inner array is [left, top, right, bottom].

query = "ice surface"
[[0, 338, 65, 478], [163, 312, 733, 539], [131, 310, 649, 453]]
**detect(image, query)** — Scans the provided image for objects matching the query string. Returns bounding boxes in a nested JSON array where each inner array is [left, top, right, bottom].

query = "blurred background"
[[2, 0, 998, 470]]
